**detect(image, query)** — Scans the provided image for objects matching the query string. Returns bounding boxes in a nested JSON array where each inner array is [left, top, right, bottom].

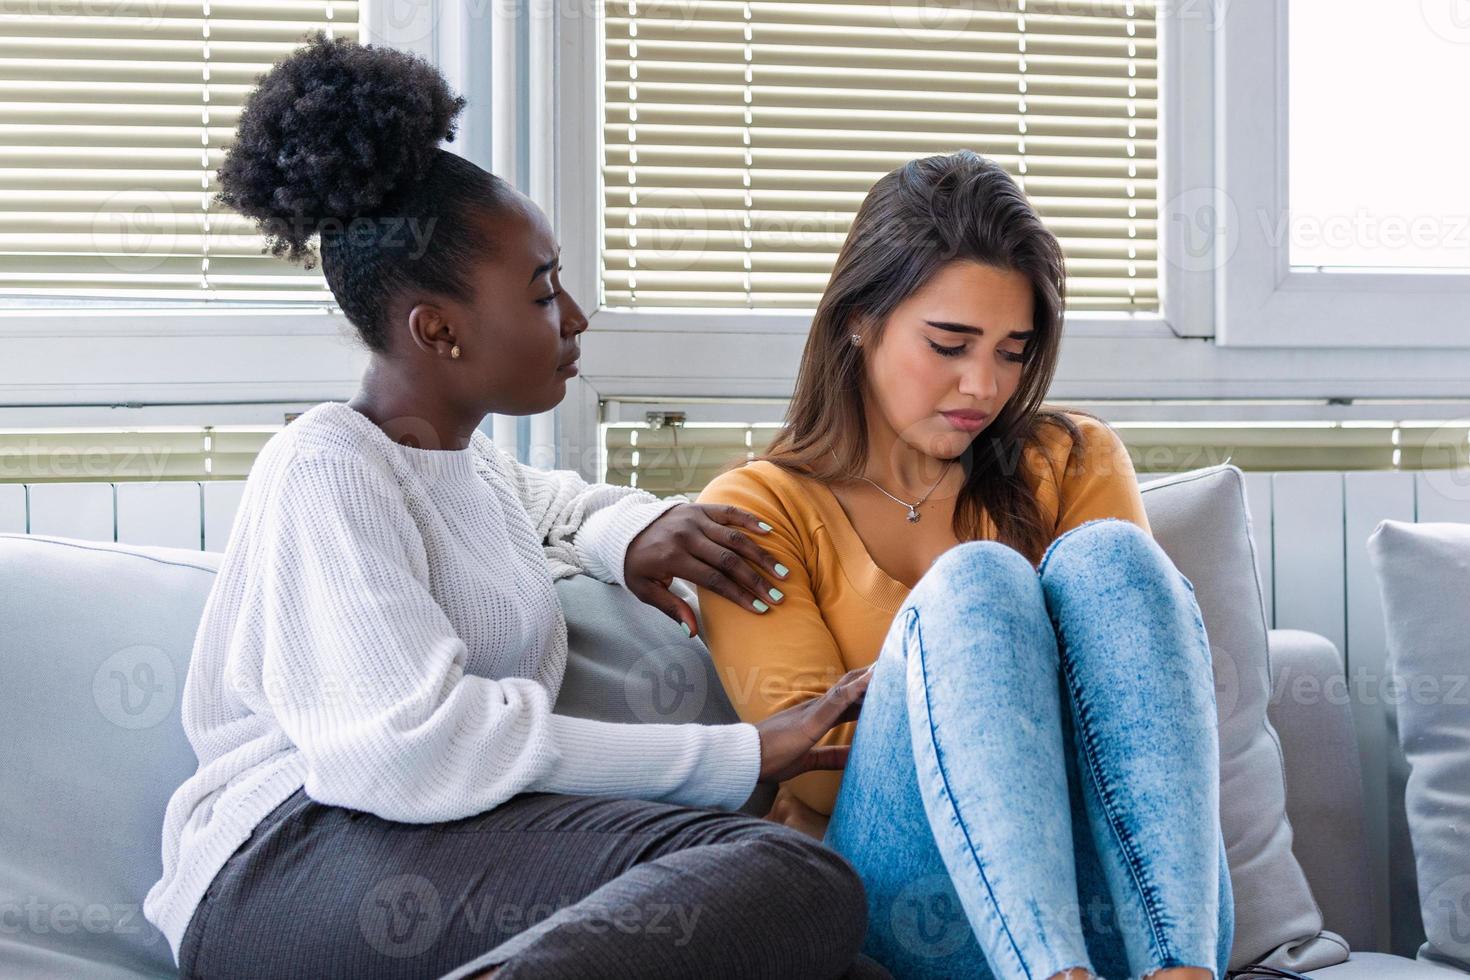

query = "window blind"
[[603, 420, 1470, 496], [0, 1, 358, 303], [602, 0, 1158, 312], [0, 426, 275, 482]]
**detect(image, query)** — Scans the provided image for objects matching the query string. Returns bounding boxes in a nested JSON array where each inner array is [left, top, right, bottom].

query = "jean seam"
[[1057, 645, 1175, 969], [909, 605, 1035, 980]]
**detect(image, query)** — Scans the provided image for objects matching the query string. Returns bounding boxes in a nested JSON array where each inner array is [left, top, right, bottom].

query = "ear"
[[405, 303, 458, 358]]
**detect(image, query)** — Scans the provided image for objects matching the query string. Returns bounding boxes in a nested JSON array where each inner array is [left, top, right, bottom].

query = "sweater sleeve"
[[254, 452, 759, 822], [477, 435, 685, 586], [694, 464, 853, 817], [1051, 415, 1152, 537]]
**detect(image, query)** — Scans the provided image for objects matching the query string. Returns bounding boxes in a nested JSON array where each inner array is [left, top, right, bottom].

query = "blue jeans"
[[824, 518, 1234, 980]]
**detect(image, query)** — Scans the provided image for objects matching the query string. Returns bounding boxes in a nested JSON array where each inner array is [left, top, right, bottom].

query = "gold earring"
[[450, 344, 461, 359]]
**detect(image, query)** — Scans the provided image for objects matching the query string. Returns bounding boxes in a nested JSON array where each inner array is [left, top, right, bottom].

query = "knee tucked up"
[[911, 539, 1036, 606], [1037, 517, 1157, 589]]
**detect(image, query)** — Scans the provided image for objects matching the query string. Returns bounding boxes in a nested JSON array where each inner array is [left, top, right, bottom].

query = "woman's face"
[[432, 194, 588, 417], [862, 260, 1036, 461]]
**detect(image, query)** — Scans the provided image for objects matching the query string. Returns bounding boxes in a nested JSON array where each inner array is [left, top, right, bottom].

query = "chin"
[[932, 431, 977, 459]]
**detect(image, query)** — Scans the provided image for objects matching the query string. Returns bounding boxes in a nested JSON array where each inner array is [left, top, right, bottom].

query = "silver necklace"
[[833, 449, 955, 524]]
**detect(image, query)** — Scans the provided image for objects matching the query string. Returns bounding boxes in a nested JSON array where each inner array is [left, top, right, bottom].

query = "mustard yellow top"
[[694, 413, 1151, 823]]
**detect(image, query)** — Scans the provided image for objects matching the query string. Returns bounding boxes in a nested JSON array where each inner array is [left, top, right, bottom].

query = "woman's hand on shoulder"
[[623, 502, 792, 638]]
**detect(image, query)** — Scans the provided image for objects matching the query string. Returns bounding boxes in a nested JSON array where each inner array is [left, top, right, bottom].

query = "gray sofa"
[[0, 462, 1462, 979]]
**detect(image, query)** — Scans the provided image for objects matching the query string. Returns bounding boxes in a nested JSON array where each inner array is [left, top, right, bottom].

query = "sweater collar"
[[320, 401, 479, 483]]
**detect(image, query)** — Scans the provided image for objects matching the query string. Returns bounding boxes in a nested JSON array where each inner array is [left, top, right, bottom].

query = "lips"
[[941, 410, 990, 432]]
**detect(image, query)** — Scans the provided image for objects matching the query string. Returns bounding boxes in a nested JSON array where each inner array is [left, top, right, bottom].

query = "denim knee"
[[911, 539, 1036, 608], [1036, 517, 1177, 591], [889, 539, 1055, 675]]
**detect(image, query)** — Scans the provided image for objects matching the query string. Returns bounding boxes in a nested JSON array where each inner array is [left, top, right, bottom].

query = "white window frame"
[[1215, 0, 1470, 348], [549, 0, 1470, 429]]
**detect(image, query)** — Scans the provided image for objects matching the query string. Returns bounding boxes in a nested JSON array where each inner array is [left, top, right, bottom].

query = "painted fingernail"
[[753, 599, 770, 613], [757, 521, 773, 532], [774, 563, 789, 578], [768, 588, 784, 602], [681, 622, 692, 637]]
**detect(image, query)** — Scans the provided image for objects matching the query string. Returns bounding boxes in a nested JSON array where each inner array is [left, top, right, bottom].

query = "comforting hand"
[[623, 502, 791, 638], [754, 665, 873, 784]]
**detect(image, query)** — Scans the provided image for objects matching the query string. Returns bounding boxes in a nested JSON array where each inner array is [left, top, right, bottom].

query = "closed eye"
[[928, 338, 1028, 363]]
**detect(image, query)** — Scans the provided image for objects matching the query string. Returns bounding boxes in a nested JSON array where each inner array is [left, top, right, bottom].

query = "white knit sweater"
[[143, 401, 762, 964]]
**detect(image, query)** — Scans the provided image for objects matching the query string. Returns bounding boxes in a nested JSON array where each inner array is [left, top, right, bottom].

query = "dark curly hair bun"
[[216, 31, 468, 266]]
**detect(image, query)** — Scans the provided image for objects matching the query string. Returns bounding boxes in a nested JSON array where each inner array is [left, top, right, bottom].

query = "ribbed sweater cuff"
[[544, 715, 761, 811], [573, 496, 686, 587]]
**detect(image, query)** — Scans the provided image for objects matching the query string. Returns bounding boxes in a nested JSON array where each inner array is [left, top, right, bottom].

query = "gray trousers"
[[178, 787, 892, 980]]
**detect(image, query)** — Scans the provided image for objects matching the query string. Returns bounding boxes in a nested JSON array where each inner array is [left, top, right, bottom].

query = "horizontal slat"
[[26, 1, 359, 20], [603, 250, 1155, 281], [606, 1, 1157, 24], [605, 152, 1156, 177], [602, 291, 1156, 310], [5, 14, 357, 44], [609, 60, 1157, 99], [1, 31, 358, 65], [603, 188, 1159, 223], [608, 104, 1156, 140], [0, 56, 307, 85], [607, 18, 1156, 58], [610, 82, 1156, 119]]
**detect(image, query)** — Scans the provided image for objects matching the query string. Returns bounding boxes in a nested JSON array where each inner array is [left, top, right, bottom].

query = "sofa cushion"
[[0, 534, 221, 980], [1367, 520, 1470, 973], [1139, 465, 1349, 973], [1308, 951, 1470, 979]]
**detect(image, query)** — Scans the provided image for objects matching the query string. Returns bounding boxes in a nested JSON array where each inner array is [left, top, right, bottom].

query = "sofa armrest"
[[1265, 628, 1376, 952]]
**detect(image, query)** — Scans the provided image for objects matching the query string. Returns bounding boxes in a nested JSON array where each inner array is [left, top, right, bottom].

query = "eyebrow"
[[528, 252, 562, 286], [924, 320, 1034, 340]]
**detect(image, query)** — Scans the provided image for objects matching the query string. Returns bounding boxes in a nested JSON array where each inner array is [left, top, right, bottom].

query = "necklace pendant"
[[906, 507, 921, 523]]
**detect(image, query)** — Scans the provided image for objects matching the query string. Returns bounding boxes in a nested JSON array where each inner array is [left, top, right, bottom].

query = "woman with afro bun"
[[141, 32, 889, 980]]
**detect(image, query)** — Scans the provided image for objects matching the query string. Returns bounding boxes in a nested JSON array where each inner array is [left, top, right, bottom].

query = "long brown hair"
[[756, 150, 1102, 566]]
